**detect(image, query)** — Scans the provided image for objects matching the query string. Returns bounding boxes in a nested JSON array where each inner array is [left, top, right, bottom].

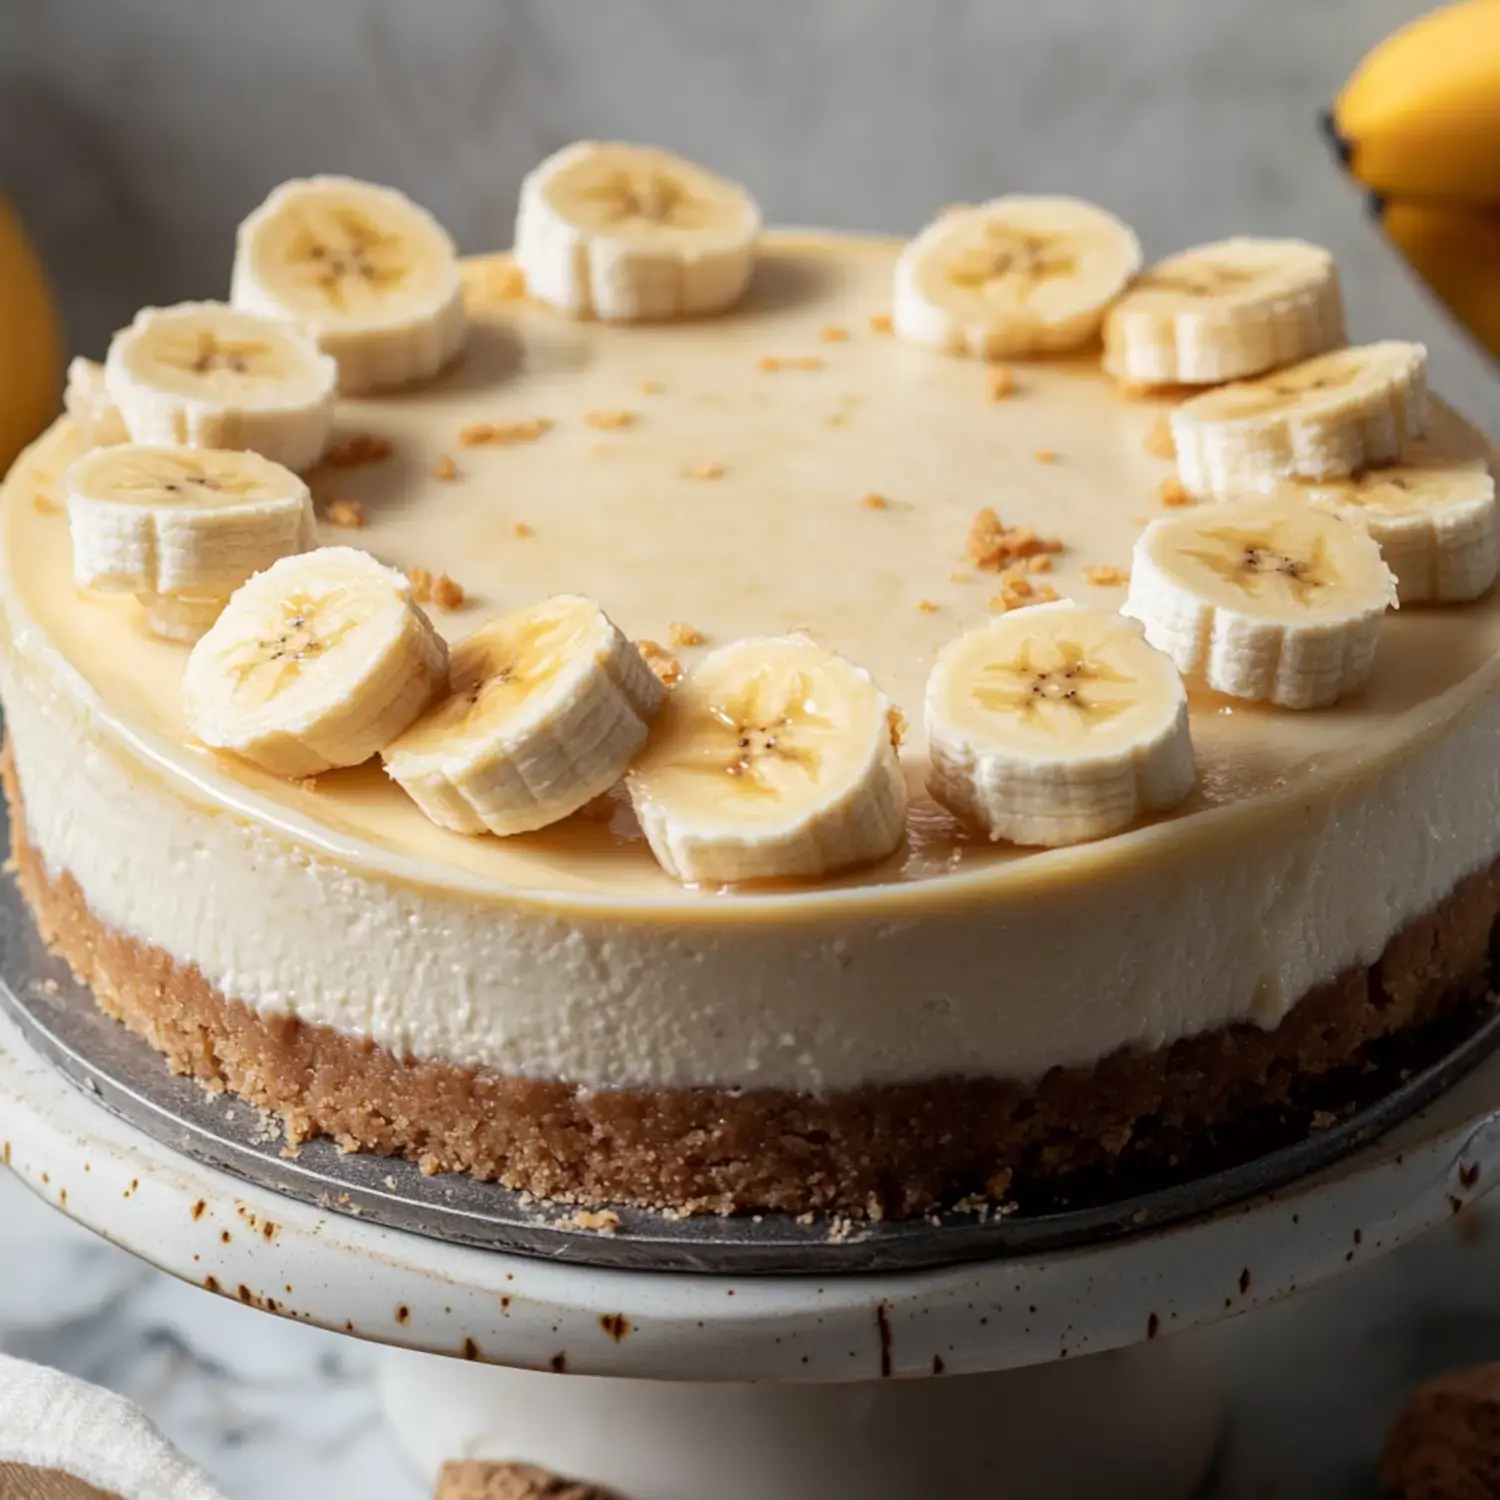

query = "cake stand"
[[4, 910, 1500, 1497]]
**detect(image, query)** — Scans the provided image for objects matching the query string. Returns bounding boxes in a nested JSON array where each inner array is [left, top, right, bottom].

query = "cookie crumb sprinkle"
[[965, 508, 1063, 570], [433, 573, 465, 610], [637, 640, 683, 687], [406, 567, 434, 603], [820, 325, 850, 342], [1032, 447, 1059, 464], [987, 366, 1016, 400], [640, 378, 664, 395], [514, 521, 535, 538], [668, 621, 707, 648], [917, 599, 940, 613], [324, 433, 393, 468], [326, 499, 366, 529], [888, 707, 907, 747], [759, 355, 824, 372], [1158, 475, 1194, 507], [684, 462, 725, 481], [585, 409, 636, 430], [869, 313, 894, 335], [862, 492, 890, 510], [459, 417, 552, 448], [1085, 564, 1128, 586], [431, 453, 458, 481]]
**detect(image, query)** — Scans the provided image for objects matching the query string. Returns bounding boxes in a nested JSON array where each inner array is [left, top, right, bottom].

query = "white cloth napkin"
[[0, 1352, 227, 1500]]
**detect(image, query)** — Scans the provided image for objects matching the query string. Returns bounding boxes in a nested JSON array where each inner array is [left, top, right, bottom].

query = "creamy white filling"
[[8, 654, 1500, 1094]]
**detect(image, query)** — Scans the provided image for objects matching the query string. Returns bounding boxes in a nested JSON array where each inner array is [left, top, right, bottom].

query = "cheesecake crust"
[[8, 759, 1499, 1217]]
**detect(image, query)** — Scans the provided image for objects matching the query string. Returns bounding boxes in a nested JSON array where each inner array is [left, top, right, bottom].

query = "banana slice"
[[1171, 341, 1428, 497], [383, 595, 662, 836], [1290, 402, 1498, 605], [105, 302, 337, 472], [184, 546, 449, 778], [925, 601, 1195, 847], [65, 446, 315, 643], [893, 196, 1141, 359], [1124, 495, 1397, 708], [231, 176, 466, 393], [1104, 237, 1345, 386], [515, 141, 761, 321], [63, 357, 129, 448], [626, 636, 907, 885]]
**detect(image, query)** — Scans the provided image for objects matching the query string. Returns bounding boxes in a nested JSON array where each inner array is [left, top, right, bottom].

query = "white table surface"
[[3, 1168, 1498, 1499]]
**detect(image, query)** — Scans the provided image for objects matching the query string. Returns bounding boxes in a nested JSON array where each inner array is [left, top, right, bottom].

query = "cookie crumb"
[[33, 494, 59, 515], [1032, 447, 1059, 464], [668, 621, 707, 648], [406, 567, 434, 603], [916, 599, 940, 613], [324, 432, 393, 468], [1085, 564, 1128, 586], [326, 499, 366, 529], [759, 355, 824, 372], [1380, 1364, 1500, 1500], [433, 573, 465, 610], [637, 640, 683, 687], [888, 707, 907, 747], [432, 453, 458, 481], [585, 409, 636, 430], [514, 521, 535, 538], [640, 378, 664, 395], [1158, 475, 1194, 507], [949, 570, 973, 584], [1144, 415, 1176, 460], [965, 508, 1063, 570], [869, 313, 894, 335], [820, 325, 850, 342], [459, 417, 552, 447], [826, 412, 848, 427], [987, 365, 1016, 400], [862, 492, 890, 510], [683, 462, 725, 481], [555, 1208, 622, 1236]]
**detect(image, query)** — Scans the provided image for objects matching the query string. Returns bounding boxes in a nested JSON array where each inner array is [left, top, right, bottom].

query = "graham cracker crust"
[[7, 757, 1500, 1217]]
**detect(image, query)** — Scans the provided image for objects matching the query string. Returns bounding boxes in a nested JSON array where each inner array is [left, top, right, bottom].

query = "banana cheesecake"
[[3, 144, 1499, 1217]]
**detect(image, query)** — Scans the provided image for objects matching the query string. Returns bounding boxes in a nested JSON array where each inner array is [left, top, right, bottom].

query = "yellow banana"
[[0, 197, 62, 475], [1328, 0, 1500, 202], [1376, 198, 1500, 359]]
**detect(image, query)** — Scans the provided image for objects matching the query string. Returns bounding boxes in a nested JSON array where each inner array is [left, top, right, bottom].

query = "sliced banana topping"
[[515, 140, 761, 321], [383, 595, 662, 837], [65, 445, 315, 641], [231, 175, 466, 393], [1289, 402, 1497, 605], [1170, 340, 1428, 497], [105, 302, 336, 473], [63, 357, 129, 449], [184, 546, 448, 778], [893, 196, 1141, 360], [925, 601, 1195, 847], [627, 636, 907, 885], [1124, 495, 1397, 709], [1104, 237, 1345, 386]]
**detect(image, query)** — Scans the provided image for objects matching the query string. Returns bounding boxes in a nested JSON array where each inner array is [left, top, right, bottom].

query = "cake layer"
[[11, 761, 1498, 1215], [6, 643, 1500, 1095]]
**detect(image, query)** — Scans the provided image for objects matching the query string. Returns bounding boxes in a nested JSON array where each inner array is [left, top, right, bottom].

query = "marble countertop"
[[3, 1167, 1499, 1498]]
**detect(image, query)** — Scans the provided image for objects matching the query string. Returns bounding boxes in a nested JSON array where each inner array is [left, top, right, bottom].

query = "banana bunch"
[[1328, 0, 1500, 359]]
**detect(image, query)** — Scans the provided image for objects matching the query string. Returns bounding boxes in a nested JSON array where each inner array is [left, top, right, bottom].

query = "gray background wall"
[[2, 0, 1495, 419]]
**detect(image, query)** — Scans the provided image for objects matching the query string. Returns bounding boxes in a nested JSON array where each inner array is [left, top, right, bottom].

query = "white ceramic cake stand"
[[4, 1006, 1500, 1500]]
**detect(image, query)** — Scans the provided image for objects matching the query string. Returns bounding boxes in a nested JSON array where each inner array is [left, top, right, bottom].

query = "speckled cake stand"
[[6, 982, 1500, 1500]]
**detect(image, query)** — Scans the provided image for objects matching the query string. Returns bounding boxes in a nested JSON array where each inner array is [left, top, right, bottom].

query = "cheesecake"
[[3, 146, 1498, 1217]]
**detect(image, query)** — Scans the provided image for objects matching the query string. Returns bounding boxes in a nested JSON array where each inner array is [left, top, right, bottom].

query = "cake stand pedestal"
[[5, 1005, 1500, 1499]]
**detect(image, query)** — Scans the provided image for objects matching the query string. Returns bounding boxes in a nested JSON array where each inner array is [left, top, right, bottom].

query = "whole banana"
[[1327, 0, 1500, 359]]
